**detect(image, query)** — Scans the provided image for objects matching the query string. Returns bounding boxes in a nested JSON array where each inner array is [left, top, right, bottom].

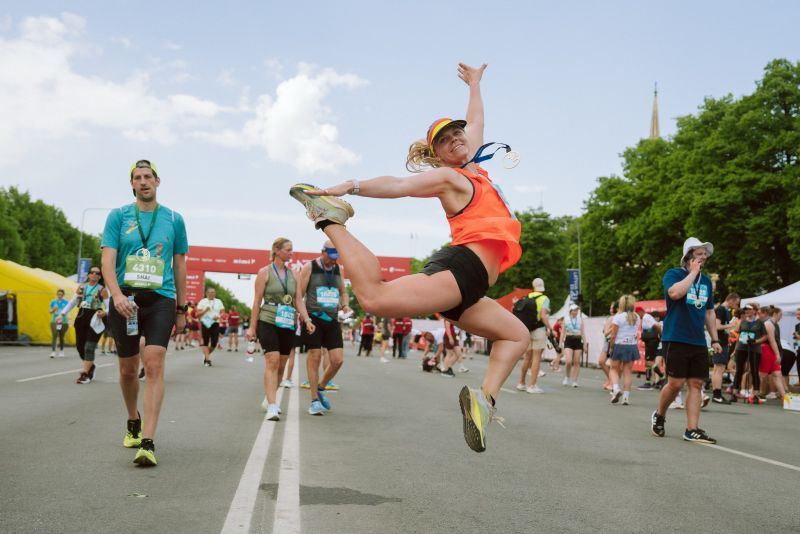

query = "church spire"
[[649, 82, 660, 139]]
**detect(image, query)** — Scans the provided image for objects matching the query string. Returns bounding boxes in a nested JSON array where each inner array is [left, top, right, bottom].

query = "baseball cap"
[[569, 304, 579, 311], [427, 118, 467, 153], [532, 278, 545, 291], [323, 247, 339, 260]]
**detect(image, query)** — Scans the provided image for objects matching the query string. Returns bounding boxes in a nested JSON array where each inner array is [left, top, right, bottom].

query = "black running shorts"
[[109, 290, 175, 357], [201, 323, 220, 347], [663, 341, 709, 380], [421, 245, 489, 321], [256, 320, 294, 355], [305, 315, 343, 350], [564, 335, 583, 351]]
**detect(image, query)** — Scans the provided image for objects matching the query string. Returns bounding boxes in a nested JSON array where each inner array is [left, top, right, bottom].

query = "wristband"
[[711, 340, 720, 344], [349, 179, 360, 195], [176, 304, 189, 313]]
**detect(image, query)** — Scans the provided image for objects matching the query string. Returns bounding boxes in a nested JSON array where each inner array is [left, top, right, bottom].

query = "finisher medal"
[[503, 150, 521, 169], [137, 248, 151, 260], [282, 294, 293, 305]]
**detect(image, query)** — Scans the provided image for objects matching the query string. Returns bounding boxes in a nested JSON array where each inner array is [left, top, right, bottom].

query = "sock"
[[623, 391, 630, 401], [315, 220, 337, 230], [713, 388, 722, 398], [612, 384, 620, 393], [645, 367, 653, 383], [675, 393, 683, 403]]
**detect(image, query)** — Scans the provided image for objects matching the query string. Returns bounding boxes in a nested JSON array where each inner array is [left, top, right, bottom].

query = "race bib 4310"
[[124, 256, 165, 289]]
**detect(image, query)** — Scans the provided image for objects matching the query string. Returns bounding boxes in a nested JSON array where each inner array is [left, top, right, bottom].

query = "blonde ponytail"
[[406, 139, 445, 172], [618, 294, 637, 325]]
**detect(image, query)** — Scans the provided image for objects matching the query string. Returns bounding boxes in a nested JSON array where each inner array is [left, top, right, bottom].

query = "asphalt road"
[[1, 343, 798, 533]]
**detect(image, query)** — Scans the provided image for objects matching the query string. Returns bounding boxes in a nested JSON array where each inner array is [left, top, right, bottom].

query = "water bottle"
[[55, 315, 63, 331], [126, 295, 139, 336]]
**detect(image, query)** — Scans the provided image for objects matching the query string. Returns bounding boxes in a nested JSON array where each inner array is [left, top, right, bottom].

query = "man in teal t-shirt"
[[101, 159, 188, 467]]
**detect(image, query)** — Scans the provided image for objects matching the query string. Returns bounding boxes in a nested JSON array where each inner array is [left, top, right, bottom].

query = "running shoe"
[[261, 397, 269, 412], [637, 383, 653, 391], [622, 397, 629, 406], [458, 386, 503, 453], [267, 404, 280, 422], [325, 382, 339, 391], [380, 357, 390, 363], [133, 439, 157, 466], [701, 394, 710, 408], [76, 372, 91, 385], [245, 356, 255, 363], [458, 366, 470, 373], [670, 400, 685, 410], [611, 390, 622, 404], [300, 380, 310, 389], [712, 395, 731, 405], [316, 390, 332, 410], [526, 385, 544, 394], [203, 360, 212, 367], [279, 379, 291, 388], [747, 395, 765, 405], [58, 351, 65, 358], [89, 363, 97, 380], [515, 383, 526, 391], [123, 416, 142, 448], [562, 377, 570, 386], [765, 392, 778, 400], [683, 428, 716, 444], [308, 400, 325, 416], [441, 368, 455, 378], [650, 411, 666, 438], [50, 351, 56, 358], [572, 382, 579, 388], [538, 370, 546, 377], [289, 183, 354, 228]]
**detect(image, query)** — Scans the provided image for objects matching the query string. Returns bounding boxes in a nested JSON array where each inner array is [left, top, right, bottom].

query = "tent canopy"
[[0, 260, 79, 344], [742, 281, 800, 346]]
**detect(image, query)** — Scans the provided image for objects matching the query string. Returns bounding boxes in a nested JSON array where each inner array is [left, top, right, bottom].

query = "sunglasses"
[[89, 271, 101, 275]]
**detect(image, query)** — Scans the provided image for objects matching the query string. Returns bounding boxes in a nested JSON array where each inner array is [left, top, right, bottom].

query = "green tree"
[[204, 279, 249, 318], [0, 192, 25, 263]]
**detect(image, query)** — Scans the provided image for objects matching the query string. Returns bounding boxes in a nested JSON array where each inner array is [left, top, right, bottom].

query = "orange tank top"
[[447, 165, 522, 273]]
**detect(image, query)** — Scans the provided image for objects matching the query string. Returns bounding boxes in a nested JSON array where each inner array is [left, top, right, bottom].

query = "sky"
[[2, 1, 798, 304]]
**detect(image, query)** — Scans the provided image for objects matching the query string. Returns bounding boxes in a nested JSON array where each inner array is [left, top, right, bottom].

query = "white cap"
[[681, 237, 713, 265], [569, 303, 580, 311], [532, 278, 545, 291]]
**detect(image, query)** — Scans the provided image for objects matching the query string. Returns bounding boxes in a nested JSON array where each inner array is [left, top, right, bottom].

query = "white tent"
[[742, 281, 799, 349]]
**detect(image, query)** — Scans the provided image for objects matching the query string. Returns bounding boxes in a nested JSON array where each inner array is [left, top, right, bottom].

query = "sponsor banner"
[[186, 270, 205, 305], [186, 246, 410, 282]]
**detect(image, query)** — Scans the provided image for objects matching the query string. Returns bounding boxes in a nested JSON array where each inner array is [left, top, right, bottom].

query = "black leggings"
[[733, 347, 761, 391], [74, 310, 102, 362], [781, 349, 799, 378]]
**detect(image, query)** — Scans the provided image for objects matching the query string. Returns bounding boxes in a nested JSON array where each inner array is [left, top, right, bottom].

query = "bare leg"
[[529, 349, 543, 388], [564, 348, 574, 382], [711, 363, 725, 392], [657, 377, 686, 416], [307, 349, 322, 401], [264, 352, 280, 404], [319, 348, 344, 389], [622, 361, 633, 392], [571, 351, 582, 382], [598, 351, 610, 382], [518, 350, 532, 386], [141, 345, 167, 439], [118, 355, 141, 420], [609, 360, 620, 389], [685, 378, 704, 429], [454, 298, 529, 400], [442, 349, 458, 371]]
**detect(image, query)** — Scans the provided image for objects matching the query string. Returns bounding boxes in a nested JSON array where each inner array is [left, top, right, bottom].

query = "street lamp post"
[[77, 207, 112, 277]]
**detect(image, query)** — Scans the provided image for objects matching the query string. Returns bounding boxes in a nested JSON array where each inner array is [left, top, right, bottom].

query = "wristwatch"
[[349, 179, 360, 195], [176, 304, 189, 314]]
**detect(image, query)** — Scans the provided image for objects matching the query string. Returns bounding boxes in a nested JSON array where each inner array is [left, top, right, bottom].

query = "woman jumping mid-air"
[[289, 63, 528, 452]]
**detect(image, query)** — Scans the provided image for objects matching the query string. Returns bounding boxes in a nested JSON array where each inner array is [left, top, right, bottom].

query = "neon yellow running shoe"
[[289, 183, 354, 228], [458, 386, 504, 453], [133, 440, 157, 467], [123, 417, 142, 448]]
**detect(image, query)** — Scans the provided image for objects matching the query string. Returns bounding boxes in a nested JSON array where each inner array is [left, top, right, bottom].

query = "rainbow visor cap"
[[426, 118, 467, 154], [130, 159, 158, 177]]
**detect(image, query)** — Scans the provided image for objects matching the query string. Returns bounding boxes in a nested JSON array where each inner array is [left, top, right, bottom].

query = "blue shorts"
[[611, 344, 640, 363]]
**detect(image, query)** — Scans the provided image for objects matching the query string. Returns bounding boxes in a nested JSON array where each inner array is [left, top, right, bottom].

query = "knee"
[[265, 355, 280, 371], [119, 365, 138, 381]]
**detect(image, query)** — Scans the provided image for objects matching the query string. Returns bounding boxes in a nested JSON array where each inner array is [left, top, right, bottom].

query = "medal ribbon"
[[460, 142, 513, 168], [134, 203, 159, 252], [272, 263, 290, 296]]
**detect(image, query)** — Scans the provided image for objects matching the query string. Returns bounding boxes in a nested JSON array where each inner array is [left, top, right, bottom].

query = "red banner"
[[186, 246, 411, 282], [186, 270, 205, 305]]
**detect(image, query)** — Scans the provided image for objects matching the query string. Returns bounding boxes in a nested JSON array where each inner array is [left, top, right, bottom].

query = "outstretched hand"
[[305, 182, 351, 197], [458, 63, 487, 86]]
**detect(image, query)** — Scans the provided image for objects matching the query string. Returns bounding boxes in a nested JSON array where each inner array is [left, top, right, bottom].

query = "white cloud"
[[217, 69, 238, 87], [197, 66, 368, 173], [112, 36, 133, 49], [0, 14, 224, 163]]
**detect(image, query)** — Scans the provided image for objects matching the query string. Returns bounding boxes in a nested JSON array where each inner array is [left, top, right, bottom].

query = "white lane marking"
[[273, 363, 301, 533], [16, 363, 115, 383], [500, 388, 519, 394], [701, 443, 800, 473], [220, 388, 284, 534]]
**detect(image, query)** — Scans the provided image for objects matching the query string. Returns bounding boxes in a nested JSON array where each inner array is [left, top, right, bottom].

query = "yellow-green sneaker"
[[133, 440, 157, 467], [289, 183, 354, 228], [123, 417, 142, 448], [458, 386, 504, 453]]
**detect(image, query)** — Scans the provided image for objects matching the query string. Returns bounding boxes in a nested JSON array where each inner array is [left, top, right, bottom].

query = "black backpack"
[[513, 295, 544, 332]]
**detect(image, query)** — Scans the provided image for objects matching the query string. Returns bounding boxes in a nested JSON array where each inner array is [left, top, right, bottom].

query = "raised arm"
[[308, 167, 462, 200], [458, 62, 487, 154]]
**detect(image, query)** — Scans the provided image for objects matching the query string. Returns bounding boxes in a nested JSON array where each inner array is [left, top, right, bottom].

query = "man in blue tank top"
[[296, 241, 351, 415]]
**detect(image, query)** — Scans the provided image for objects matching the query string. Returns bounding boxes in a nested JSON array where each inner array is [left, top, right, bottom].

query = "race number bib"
[[686, 285, 708, 308], [739, 331, 755, 344], [124, 256, 165, 290], [275, 304, 296, 330], [316, 287, 339, 309]]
